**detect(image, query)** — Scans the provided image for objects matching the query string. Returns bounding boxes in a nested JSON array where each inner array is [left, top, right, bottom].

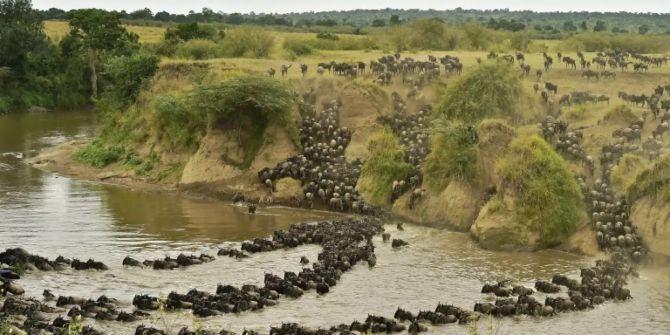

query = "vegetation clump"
[[628, 154, 670, 202], [603, 104, 638, 124], [358, 129, 414, 205], [190, 75, 297, 168], [610, 154, 647, 197], [436, 61, 526, 124], [73, 139, 125, 168], [423, 124, 479, 190], [496, 135, 585, 247]]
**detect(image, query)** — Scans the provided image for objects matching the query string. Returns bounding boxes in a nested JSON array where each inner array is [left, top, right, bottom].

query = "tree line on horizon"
[[38, 7, 670, 35]]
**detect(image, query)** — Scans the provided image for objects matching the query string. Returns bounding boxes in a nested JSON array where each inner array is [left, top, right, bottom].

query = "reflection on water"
[[1, 110, 669, 335]]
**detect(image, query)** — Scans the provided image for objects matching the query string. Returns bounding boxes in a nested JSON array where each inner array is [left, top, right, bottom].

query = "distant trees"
[[593, 20, 607, 32], [486, 18, 526, 32], [372, 19, 386, 27], [580, 21, 588, 31], [165, 22, 217, 42], [563, 21, 577, 32], [389, 14, 401, 25], [638, 25, 650, 34]]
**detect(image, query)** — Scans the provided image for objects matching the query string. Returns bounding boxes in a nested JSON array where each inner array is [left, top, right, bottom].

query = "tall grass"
[[358, 129, 414, 205], [628, 154, 670, 202], [435, 61, 527, 125], [423, 124, 479, 191], [496, 135, 585, 247]]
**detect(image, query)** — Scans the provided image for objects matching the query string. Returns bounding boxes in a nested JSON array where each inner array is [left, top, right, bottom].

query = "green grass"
[[73, 139, 125, 168], [610, 153, 648, 197], [435, 61, 530, 125], [628, 154, 670, 202], [423, 124, 479, 191], [496, 135, 585, 247], [358, 129, 414, 205]]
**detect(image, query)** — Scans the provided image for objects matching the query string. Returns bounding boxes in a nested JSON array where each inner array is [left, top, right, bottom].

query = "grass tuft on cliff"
[[423, 124, 479, 191], [358, 129, 414, 205], [628, 154, 670, 202], [496, 135, 585, 247], [435, 61, 532, 125]]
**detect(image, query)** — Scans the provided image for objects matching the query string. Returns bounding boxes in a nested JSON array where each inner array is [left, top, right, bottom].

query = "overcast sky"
[[32, 1, 670, 14]]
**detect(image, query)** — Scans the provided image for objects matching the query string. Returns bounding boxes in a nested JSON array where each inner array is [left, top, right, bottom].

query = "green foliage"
[[68, 9, 138, 51], [175, 39, 225, 60], [436, 61, 524, 124], [154, 94, 207, 151], [610, 154, 647, 197], [165, 22, 217, 41], [222, 27, 274, 58], [628, 154, 670, 202], [560, 32, 670, 53], [496, 135, 585, 247], [0, 0, 45, 71], [73, 139, 125, 168], [423, 124, 479, 190], [102, 52, 159, 108], [282, 38, 313, 56], [190, 75, 296, 168], [462, 22, 491, 50], [358, 129, 414, 205]]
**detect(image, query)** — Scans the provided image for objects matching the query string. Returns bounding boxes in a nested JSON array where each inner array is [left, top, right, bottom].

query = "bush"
[[283, 38, 313, 56], [496, 135, 585, 247], [190, 75, 296, 168], [603, 104, 638, 124], [436, 61, 525, 124], [628, 154, 670, 202], [563, 104, 589, 121], [222, 27, 274, 58], [560, 32, 670, 53], [165, 22, 217, 42], [175, 39, 224, 60], [423, 124, 479, 191], [154, 94, 207, 151], [103, 52, 159, 108], [358, 129, 414, 205], [73, 139, 125, 168]]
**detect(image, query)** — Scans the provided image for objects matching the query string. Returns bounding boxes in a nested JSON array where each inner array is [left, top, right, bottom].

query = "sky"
[[32, 1, 670, 14]]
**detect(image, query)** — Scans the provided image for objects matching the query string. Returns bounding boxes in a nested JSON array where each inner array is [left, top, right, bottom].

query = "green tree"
[[0, 0, 45, 74], [408, 19, 445, 49], [462, 22, 489, 50], [165, 22, 216, 41], [102, 52, 159, 108], [563, 21, 577, 32], [389, 14, 400, 26], [580, 21, 588, 31], [68, 9, 138, 98], [372, 18, 386, 27], [638, 25, 650, 34], [593, 20, 607, 32]]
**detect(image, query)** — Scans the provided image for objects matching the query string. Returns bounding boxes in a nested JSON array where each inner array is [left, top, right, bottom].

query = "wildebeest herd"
[[2, 48, 669, 334]]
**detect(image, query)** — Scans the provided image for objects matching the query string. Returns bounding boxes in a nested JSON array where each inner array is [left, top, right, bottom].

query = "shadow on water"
[[100, 185, 340, 242]]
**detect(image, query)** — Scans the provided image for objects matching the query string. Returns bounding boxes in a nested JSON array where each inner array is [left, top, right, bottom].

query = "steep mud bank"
[[631, 197, 670, 257]]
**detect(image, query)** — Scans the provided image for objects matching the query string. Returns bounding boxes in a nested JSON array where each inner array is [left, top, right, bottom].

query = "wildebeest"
[[545, 82, 558, 94]]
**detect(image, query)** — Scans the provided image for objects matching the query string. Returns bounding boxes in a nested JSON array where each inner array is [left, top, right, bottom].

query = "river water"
[[0, 110, 669, 335]]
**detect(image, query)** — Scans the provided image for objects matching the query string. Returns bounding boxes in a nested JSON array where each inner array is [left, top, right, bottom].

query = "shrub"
[[563, 104, 589, 121], [153, 94, 207, 151], [496, 135, 585, 247], [222, 27, 274, 58], [190, 75, 296, 168], [436, 61, 526, 125], [175, 39, 224, 60], [358, 129, 414, 205], [164, 22, 217, 42], [423, 124, 479, 191], [603, 104, 638, 124], [73, 139, 125, 168], [103, 52, 159, 108], [628, 154, 670, 202], [283, 38, 313, 56]]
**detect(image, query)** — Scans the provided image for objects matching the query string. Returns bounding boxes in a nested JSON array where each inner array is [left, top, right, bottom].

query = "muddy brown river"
[[1, 110, 669, 334]]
